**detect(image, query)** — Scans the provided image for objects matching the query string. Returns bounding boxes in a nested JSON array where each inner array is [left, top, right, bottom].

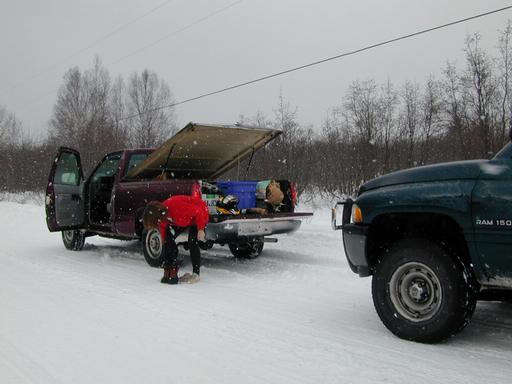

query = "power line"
[[108, 0, 244, 66], [120, 4, 512, 121], [4, 0, 177, 92]]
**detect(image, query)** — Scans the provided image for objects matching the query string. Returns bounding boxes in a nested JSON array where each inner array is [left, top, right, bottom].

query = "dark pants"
[[188, 226, 201, 275], [162, 226, 179, 268], [162, 225, 201, 275]]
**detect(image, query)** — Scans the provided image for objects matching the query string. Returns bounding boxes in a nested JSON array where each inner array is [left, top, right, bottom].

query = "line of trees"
[[2, 26, 512, 198], [0, 57, 177, 192], [239, 27, 512, 198], [48, 56, 177, 172]]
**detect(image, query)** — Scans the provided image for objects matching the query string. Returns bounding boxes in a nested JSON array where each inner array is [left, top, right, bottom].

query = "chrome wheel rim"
[[389, 262, 442, 322], [145, 229, 162, 260], [63, 230, 75, 243]]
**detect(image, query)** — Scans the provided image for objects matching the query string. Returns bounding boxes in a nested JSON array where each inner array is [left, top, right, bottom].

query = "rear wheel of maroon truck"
[[228, 239, 264, 259]]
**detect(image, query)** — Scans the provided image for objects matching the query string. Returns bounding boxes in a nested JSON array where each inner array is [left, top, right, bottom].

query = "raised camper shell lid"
[[126, 122, 282, 180]]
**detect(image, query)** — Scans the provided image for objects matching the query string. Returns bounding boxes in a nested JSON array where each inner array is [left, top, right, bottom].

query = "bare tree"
[[320, 108, 356, 196], [379, 80, 398, 172], [0, 105, 45, 192], [275, 93, 317, 194], [497, 21, 512, 145], [442, 61, 470, 159], [344, 80, 380, 143], [419, 77, 443, 164], [0, 105, 23, 148], [126, 69, 177, 148], [49, 56, 117, 171], [344, 79, 381, 182], [271, 92, 300, 178], [399, 81, 421, 167], [462, 33, 497, 157], [109, 76, 130, 148]]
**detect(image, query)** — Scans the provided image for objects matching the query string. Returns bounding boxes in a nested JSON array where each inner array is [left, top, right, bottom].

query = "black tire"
[[372, 238, 477, 343], [228, 239, 264, 259], [62, 230, 85, 251], [142, 228, 164, 267]]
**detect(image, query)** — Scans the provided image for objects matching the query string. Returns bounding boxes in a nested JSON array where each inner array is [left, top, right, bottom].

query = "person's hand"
[[197, 229, 206, 242]]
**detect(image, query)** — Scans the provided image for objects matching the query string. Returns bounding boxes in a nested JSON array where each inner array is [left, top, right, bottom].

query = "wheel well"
[[367, 213, 471, 273]]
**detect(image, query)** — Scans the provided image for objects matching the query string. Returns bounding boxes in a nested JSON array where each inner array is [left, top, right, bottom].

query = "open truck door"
[[45, 147, 85, 232]]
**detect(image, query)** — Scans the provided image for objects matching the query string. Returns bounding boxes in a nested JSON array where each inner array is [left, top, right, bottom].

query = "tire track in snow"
[[0, 334, 63, 384]]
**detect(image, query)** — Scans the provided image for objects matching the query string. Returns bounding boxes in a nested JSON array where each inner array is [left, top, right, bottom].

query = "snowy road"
[[1, 200, 511, 384]]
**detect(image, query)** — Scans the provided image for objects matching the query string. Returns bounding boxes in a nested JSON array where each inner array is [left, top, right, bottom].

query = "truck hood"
[[126, 123, 281, 180], [359, 160, 487, 194]]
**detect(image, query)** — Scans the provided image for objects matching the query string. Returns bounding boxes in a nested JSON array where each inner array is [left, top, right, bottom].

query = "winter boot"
[[161, 266, 179, 285], [178, 272, 192, 283], [160, 268, 170, 284], [179, 272, 200, 284]]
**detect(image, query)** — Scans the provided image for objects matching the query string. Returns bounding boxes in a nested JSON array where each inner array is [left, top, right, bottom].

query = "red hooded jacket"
[[158, 195, 209, 241]]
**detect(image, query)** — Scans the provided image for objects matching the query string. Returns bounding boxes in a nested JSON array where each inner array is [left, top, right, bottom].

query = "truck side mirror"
[[331, 198, 353, 230], [331, 205, 342, 230]]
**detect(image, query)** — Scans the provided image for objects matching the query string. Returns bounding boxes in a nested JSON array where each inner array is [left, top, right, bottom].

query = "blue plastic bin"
[[216, 181, 258, 209]]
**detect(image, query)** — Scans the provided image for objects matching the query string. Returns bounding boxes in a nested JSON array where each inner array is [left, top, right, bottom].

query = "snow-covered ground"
[[1, 199, 512, 384]]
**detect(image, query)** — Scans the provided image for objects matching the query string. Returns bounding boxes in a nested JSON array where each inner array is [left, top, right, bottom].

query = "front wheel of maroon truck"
[[142, 229, 165, 267], [62, 230, 85, 251]]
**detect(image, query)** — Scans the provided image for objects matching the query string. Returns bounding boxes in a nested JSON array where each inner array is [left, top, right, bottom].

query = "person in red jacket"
[[143, 195, 209, 284]]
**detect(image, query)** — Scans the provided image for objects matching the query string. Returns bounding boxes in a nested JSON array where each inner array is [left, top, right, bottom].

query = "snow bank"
[[0, 191, 44, 205], [0, 200, 511, 384]]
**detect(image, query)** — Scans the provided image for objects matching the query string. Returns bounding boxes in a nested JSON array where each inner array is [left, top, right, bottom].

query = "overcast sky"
[[1, 0, 512, 138]]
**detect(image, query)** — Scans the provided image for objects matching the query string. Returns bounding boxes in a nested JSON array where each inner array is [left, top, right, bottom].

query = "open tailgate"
[[126, 123, 281, 180]]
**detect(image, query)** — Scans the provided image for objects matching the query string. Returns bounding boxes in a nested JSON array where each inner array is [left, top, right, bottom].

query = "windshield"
[[493, 142, 512, 159]]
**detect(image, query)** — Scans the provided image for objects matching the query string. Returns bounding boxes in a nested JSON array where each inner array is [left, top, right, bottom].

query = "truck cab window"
[[92, 154, 121, 182], [123, 153, 150, 177], [55, 152, 80, 186]]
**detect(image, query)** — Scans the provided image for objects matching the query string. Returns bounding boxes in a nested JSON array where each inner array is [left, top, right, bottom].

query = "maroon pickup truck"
[[45, 123, 312, 267]]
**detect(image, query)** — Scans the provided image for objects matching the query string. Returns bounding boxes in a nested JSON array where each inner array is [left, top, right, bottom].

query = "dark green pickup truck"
[[332, 142, 512, 343]]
